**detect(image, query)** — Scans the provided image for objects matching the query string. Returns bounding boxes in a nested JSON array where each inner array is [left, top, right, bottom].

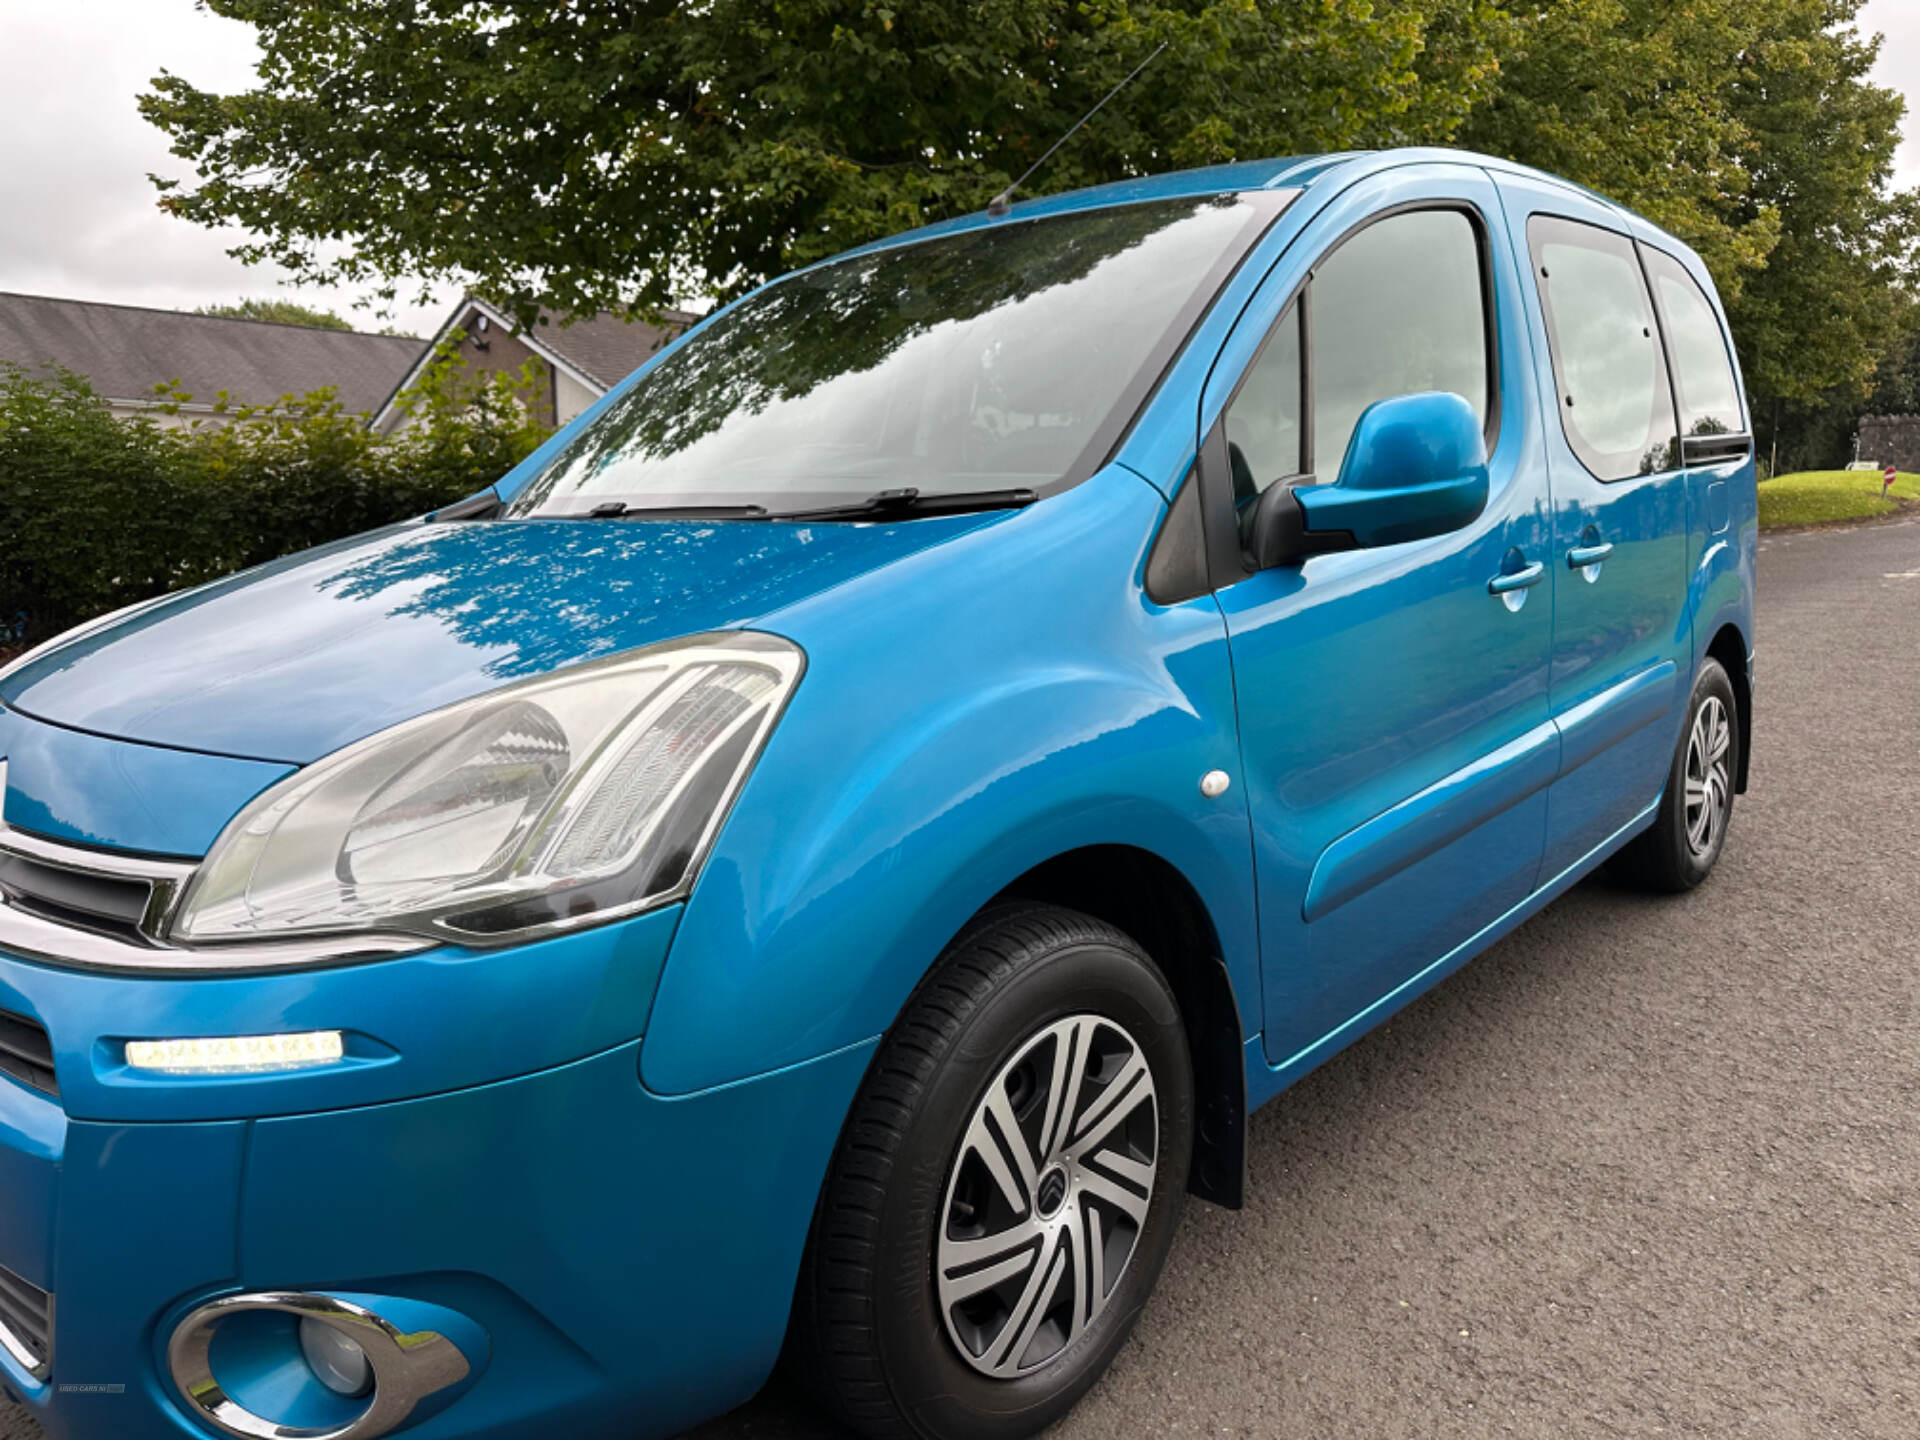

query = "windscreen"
[[507, 195, 1276, 518]]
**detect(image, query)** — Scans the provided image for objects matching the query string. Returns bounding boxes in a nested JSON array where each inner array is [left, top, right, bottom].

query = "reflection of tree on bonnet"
[[316, 518, 980, 682], [507, 196, 1257, 514]]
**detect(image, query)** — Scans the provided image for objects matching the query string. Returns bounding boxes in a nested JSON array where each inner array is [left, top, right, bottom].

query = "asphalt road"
[[11, 516, 1918, 1438]]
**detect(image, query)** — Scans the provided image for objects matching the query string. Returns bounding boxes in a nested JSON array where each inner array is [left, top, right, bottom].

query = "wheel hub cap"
[[1684, 695, 1733, 859], [1034, 1164, 1070, 1219], [935, 1014, 1159, 1379]]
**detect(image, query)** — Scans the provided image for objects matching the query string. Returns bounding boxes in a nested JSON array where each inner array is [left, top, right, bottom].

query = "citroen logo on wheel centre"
[[1035, 1164, 1069, 1219]]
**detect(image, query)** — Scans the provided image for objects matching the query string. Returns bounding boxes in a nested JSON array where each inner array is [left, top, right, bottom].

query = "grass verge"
[[1759, 469, 1919, 529]]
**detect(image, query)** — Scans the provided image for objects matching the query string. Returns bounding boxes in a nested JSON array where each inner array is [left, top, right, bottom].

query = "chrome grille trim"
[[0, 763, 434, 974], [0, 764, 197, 944], [0, 894, 432, 974], [0, 808, 199, 884]]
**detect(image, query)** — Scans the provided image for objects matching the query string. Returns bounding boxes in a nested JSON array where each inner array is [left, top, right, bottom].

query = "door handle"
[[1568, 541, 1614, 568], [1488, 561, 1546, 595]]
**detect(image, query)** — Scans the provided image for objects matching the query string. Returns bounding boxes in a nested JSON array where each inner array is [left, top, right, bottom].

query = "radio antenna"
[[987, 41, 1169, 218]]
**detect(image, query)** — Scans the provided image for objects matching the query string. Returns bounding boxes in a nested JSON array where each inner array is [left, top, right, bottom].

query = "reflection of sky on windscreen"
[[565, 204, 1246, 499]]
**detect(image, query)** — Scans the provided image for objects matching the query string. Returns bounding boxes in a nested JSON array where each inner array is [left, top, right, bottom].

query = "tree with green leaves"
[[1723, 1, 1920, 465], [1457, 0, 1919, 465], [0, 353, 550, 639], [1458, 0, 1785, 291], [142, 0, 1508, 322], [142, 0, 1918, 470], [197, 297, 355, 330]]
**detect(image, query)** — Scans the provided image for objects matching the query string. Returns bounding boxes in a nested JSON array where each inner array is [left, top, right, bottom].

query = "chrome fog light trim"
[[168, 1292, 470, 1440]]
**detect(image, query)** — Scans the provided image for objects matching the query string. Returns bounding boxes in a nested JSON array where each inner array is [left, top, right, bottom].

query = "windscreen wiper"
[[582, 501, 770, 519], [773, 487, 1039, 522]]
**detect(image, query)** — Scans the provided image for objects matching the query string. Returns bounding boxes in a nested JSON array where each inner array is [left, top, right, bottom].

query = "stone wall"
[[1857, 414, 1920, 472]]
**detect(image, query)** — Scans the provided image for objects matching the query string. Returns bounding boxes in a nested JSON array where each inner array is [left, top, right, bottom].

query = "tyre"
[[1613, 657, 1739, 892], [789, 903, 1193, 1440]]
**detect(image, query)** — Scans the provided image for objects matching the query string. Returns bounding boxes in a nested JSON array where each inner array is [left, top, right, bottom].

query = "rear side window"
[[1224, 207, 1491, 497], [1528, 215, 1677, 481], [1642, 246, 1743, 439]]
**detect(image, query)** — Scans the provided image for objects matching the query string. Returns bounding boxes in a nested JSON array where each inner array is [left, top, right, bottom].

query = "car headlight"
[[171, 632, 802, 946]]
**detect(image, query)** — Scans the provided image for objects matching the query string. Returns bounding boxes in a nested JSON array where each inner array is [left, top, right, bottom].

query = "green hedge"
[[0, 344, 552, 644]]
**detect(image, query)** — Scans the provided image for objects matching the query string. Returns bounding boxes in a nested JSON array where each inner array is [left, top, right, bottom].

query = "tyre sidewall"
[[871, 934, 1192, 1439], [1663, 658, 1739, 887]]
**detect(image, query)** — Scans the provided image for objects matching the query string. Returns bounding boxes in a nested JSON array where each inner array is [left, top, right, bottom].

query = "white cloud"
[[0, 0, 1915, 340], [1860, 0, 1920, 194], [0, 0, 456, 334]]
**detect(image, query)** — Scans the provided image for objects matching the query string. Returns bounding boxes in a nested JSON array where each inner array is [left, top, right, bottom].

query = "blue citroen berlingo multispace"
[[0, 148, 1754, 1440]]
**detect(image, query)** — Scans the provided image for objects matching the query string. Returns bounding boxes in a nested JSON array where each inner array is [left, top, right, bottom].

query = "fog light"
[[169, 1291, 479, 1440], [125, 1030, 344, 1074], [300, 1315, 374, 1397]]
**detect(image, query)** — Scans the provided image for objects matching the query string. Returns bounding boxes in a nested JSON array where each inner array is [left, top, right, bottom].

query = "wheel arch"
[[1705, 621, 1752, 793], [991, 845, 1248, 1209]]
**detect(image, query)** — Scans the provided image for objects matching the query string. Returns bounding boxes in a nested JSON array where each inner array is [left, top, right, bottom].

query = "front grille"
[[0, 852, 152, 942], [0, 1261, 51, 1375], [0, 1008, 55, 1096], [0, 786, 200, 966]]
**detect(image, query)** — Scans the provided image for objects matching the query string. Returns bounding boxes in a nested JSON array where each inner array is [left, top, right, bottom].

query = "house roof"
[[526, 306, 697, 390], [0, 291, 430, 414], [372, 295, 698, 429]]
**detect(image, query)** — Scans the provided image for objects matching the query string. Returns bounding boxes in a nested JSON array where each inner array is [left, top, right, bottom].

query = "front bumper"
[[0, 694, 873, 1437], [0, 1025, 872, 1440]]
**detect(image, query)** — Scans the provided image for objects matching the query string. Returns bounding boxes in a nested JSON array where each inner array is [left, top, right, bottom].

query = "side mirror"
[[1246, 392, 1490, 568]]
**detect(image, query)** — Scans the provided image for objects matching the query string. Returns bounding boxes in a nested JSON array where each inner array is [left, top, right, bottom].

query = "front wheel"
[[1613, 656, 1740, 892], [788, 903, 1192, 1440]]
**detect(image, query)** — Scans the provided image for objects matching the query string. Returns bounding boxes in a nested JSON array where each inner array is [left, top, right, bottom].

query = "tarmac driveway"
[[688, 515, 1920, 1439], [8, 516, 1917, 1438]]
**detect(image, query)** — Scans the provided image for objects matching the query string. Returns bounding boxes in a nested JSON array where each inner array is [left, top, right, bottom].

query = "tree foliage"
[[1467, 2, 1917, 401], [141, 0, 1508, 321], [0, 352, 550, 641], [138, 0, 1920, 468], [1723, 2, 1920, 424], [1458, 0, 1785, 290], [1460, 0, 1920, 463], [197, 297, 356, 330]]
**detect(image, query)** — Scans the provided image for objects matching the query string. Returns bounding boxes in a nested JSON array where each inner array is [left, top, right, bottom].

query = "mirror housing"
[[1294, 391, 1489, 552], [1243, 480, 1345, 571], [1238, 392, 1492, 571]]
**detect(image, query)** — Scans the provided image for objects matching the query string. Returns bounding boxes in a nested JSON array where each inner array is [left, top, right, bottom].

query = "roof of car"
[[833, 153, 1356, 261], [839, 147, 1689, 266]]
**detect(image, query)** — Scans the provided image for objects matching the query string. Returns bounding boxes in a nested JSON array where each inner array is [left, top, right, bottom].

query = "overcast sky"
[[2, 0, 1917, 339]]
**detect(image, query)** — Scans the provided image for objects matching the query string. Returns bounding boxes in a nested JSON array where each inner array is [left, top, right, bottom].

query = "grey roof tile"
[[525, 307, 697, 389], [0, 292, 430, 415]]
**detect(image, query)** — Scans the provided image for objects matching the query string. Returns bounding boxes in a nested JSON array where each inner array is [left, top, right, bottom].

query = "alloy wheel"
[[935, 1014, 1159, 1379], [1684, 695, 1732, 859]]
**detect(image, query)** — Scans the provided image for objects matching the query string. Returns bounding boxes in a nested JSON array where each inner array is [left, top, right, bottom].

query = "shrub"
[[0, 345, 551, 644]]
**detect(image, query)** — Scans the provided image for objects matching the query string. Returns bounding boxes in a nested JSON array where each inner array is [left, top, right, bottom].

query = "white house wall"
[[554, 367, 600, 425]]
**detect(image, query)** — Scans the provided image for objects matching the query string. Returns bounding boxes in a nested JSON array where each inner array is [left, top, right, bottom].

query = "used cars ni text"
[[0, 147, 1755, 1440]]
